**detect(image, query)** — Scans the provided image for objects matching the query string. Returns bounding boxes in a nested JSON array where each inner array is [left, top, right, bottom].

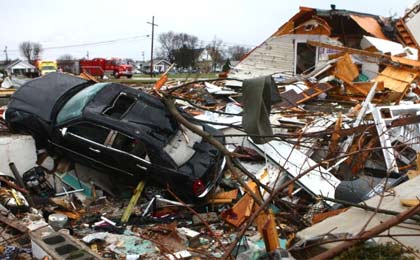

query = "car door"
[[107, 131, 152, 176], [57, 122, 111, 168]]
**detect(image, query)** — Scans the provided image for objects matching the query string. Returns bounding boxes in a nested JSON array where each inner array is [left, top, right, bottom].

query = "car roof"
[[83, 83, 179, 147], [8, 73, 88, 123]]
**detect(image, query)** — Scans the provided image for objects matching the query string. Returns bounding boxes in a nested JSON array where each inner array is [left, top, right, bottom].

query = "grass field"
[[132, 73, 218, 79]]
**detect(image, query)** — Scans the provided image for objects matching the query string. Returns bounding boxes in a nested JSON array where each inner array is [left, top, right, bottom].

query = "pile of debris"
[[1, 3, 420, 260]]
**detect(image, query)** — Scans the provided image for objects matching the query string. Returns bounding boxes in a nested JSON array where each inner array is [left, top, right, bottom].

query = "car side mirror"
[[60, 127, 68, 136]]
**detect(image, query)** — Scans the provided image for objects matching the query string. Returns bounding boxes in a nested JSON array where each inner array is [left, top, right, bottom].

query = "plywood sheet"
[[350, 15, 387, 40], [374, 66, 419, 93], [334, 53, 359, 84], [391, 56, 420, 68]]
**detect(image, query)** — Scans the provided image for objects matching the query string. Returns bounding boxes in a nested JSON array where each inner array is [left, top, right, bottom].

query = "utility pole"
[[147, 16, 158, 77], [4, 46, 8, 62]]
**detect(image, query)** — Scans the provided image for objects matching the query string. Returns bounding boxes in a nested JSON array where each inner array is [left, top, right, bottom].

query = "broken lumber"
[[400, 199, 420, 207], [121, 180, 146, 223], [0, 214, 28, 233], [261, 209, 280, 252]]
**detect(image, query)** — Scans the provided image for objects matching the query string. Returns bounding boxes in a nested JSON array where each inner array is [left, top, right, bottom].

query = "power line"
[[200, 40, 255, 48], [6, 34, 150, 53]]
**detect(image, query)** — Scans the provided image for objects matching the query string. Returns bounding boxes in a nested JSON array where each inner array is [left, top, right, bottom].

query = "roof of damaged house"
[[229, 5, 413, 79], [240, 5, 391, 61], [272, 6, 389, 40]]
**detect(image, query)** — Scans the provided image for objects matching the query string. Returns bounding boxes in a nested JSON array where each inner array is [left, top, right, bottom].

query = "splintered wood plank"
[[222, 193, 255, 227], [400, 199, 420, 207], [296, 83, 334, 104], [222, 180, 259, 227], [391, 56, 420, 68], [210, 189, 238, 200], [326, 113, 342, 161], [374, 66, 419, 93], [278, 83, 333, 107], [312, 208, 348, 224], [121, 180, 146, 223], [333, 53, 359, 84], [0, 89, 16, 96], [0, 214, 28, 233], [346, 81, 384, 96], [258, 209, 280, 252], [351, 135, 379, 175]]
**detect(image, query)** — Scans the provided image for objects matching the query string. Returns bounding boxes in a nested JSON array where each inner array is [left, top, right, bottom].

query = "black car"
[[5, 73, 225, 199]]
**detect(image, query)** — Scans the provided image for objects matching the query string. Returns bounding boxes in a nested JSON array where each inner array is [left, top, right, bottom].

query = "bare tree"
[[158, 31, 200, 66], [57, 54, 76, 73], [57, 54, 74, 61], [206, 37, 225, 71], [19, 41, 42, 65], [227, 45, 251, 61], [158, 31, 176, 60]]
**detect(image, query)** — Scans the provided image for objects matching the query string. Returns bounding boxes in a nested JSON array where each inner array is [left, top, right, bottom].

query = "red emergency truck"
[[79, 58, 133, 78]]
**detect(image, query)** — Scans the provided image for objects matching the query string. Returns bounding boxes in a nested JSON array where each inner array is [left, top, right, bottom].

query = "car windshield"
[[56, 82, 109, 124], [41, 66, 56, 70]]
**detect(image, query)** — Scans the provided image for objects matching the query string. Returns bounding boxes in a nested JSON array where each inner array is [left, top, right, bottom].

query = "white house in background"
[[198, 49, 212, 62], [2, 59, 36, 76], [137, 59, 172, 73]]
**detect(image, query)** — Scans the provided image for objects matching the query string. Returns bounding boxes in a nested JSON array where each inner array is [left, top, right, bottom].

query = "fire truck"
[[79, 58, 133, 78]]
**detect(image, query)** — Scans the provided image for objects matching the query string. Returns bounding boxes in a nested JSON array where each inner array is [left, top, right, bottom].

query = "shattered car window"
[[68, 123, 110, 144], [103, 93, 136, 119], [56, 83, 109, 124], [112, 133, 147, 158]]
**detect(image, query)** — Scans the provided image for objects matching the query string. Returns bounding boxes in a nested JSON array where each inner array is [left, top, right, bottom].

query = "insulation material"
[[360, 36, 418, 59], [292, 17, 331, 35], [374, 66, 419, 93]]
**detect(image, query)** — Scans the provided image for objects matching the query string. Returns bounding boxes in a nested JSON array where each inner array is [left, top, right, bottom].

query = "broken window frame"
[[102, 92, 137, 119], [294, 40, 318, 75], [106, 130, 151, 163], [65, 122, 111, 145]]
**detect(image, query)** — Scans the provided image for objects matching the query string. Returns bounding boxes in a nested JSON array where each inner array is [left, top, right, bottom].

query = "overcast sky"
[[0, 0, 416, 61]]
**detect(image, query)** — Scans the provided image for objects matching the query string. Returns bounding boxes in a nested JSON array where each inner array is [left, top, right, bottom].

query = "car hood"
[[7, 73, 88, 123]]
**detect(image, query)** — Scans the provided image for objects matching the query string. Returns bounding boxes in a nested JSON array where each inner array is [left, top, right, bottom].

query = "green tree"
[[222, 58, 231, 72]]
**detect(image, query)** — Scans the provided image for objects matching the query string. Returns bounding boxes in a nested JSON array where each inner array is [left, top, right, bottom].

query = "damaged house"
[[3, 3, 420, 260], [230, 5, 419, 79]]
